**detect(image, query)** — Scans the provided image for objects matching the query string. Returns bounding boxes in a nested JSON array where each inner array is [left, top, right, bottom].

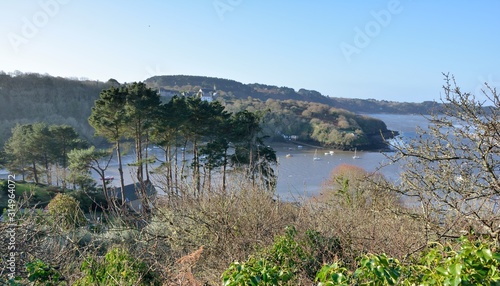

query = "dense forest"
[[222, 98, 395, 150], [0, 72, 118, 145]]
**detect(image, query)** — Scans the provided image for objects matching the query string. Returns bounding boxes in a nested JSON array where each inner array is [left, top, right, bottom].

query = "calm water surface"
[[0, 114, 429, 195], [273, 114, 429, 199], [81, 114, 431, 198]]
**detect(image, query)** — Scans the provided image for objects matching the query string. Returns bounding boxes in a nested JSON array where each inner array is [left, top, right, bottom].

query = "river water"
[[0, 114, 431, 197], [94, 113, 430, 198], [274, 113, 429, 199]]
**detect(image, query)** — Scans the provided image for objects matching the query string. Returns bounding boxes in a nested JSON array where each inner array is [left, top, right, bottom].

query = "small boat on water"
[[352, 148, 360, 159], [286, 154, 293, 158], [313, 149, 321, 161]]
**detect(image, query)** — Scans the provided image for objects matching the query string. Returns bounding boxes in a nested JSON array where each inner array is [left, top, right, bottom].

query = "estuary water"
[[273, 113, 429, 199], [0, 114, 431, 197], [100, 113, 429, 199]]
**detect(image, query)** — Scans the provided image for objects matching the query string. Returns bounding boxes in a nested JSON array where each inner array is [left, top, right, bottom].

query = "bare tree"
[[390, 73, 500, 241]]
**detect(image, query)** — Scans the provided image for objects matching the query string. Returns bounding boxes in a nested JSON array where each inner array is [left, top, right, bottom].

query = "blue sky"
[[1, 1, 499, 102]]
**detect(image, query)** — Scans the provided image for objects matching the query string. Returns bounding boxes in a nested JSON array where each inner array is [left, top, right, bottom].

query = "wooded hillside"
[[0, 72, 425, 147]]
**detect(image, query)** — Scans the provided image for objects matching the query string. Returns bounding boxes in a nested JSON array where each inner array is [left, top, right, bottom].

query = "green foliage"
[[315, 263, 349, 286], [74, 246, 159, 286], [352, 254, 401, 285], [26, 259, 63, 285], [408, 237, 500, 285], [222, 258, 294, 286], [47, 193, 86, 229], [0, 180, 60, 210], [69, 189, 107, 212], [222, 227, 342, 285], [315, 237, 500, 285], [222, 227, 300, 285], [3, 122, 84, 184], [224, 96, 392, 149]]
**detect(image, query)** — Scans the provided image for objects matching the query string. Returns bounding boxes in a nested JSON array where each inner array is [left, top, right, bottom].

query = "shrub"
[[73, 246, 159, 285], [47, 193, 86, 229], [26, 259, 64, 285], [222, 227, 343, 285], [315, 237, 500, 285]]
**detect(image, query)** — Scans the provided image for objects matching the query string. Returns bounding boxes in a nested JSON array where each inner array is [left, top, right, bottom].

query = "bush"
[[47, 193, 86, 229], [222, 227, 343, 285], [73, 246, 159, 285], [315, 237, 500, 285], [26, 259, 64, 285]]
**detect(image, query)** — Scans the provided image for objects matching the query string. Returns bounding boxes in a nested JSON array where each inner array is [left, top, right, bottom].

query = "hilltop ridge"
[[145, 75, 440, 114]]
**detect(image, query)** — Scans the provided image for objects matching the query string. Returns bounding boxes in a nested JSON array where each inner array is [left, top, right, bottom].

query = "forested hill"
[[0, 72, 116, 144], [0, 72, 431, 147], [145, 75, 441, 114]]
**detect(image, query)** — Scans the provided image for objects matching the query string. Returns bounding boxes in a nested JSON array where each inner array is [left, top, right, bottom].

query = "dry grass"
[[1, 167, 430, 285]]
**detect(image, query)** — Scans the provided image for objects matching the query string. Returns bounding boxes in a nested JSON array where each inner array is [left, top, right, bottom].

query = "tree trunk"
[[145, 135, 150, 182], [136, 132, 143, 183], [193, 139, 201, 196], [116, 141, 126, 206], [222, 148, 227, 193], [44, 155, 51, 185], [32, 161, 39, 184]]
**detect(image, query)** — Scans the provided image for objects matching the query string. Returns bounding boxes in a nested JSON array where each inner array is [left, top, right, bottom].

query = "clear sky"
[[1, 1, 499, 102]]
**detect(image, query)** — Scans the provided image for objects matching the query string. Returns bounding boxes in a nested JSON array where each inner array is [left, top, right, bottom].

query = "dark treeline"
[[84, 82, 277, 203], [0, 71, 117, 145], [0, 72, 399, 150], [222, 97, 395, 150], [3, 122, 85, 186], [145, 74, 443, 114]]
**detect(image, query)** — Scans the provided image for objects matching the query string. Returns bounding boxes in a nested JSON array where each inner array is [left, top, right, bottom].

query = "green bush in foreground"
[[223, 234, 500, 285], [222, 227, 342, 285], [73, 246, 159, 285], [47, 193, 86, 229], [26, 259, 64, 285], [316, 237, 500, 285]]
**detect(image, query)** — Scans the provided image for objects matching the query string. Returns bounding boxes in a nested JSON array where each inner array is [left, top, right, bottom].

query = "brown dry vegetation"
[[0, 164, 429, 285]]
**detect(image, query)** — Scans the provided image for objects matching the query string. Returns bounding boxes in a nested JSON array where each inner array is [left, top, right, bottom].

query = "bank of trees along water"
[[1, 82, 276, 204], [3, 122, 85, 186], [223, 97, 393, 150], [87, 82, 276, 201]]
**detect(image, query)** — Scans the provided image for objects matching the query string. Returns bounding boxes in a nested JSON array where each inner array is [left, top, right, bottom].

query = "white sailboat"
[[352, 148, 360, 159], [313, 149, 321, 161]]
